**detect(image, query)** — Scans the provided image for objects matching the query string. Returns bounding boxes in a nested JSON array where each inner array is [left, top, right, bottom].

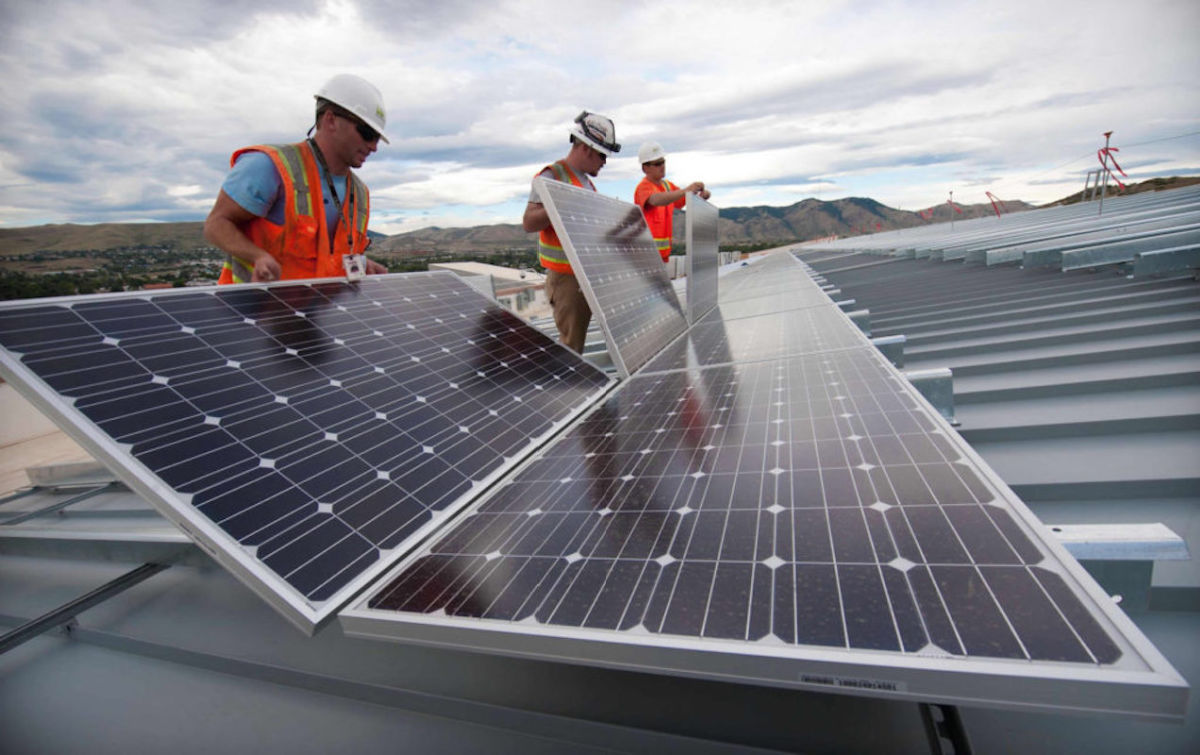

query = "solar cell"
[[534, 177, 688, 377], [0, 272, 612, 631], [343, 255, 1186, 720], [684, 193, 719, 324]]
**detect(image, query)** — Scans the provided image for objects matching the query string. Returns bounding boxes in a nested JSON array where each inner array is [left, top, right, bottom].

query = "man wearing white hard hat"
[[205, 74, 390, 284], [634, 142, 710, 262], [522, 111, 620, 353]]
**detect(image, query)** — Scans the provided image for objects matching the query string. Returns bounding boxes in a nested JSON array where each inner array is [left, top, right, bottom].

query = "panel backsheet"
[[684, 194, 719, 324], [359, 348, 1121, 664], [535, 177, 687, 377], [0, 272, 611, 628]]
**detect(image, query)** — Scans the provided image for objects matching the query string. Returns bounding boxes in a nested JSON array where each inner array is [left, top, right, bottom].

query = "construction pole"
[[1098, 131, 1113, 216]]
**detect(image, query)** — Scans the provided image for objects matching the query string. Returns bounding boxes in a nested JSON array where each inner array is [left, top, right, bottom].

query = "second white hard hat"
[[638, 142, 666, 164], [315, 74, 389, 143], [569, 111, 620, 156]]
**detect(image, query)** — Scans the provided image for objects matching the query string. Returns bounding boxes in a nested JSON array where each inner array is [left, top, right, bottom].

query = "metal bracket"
[[0, 562, 169, 655], [0, 482, 118, 526], [846, 308, 871, 336], [919, 703, 973, 755], [904, 368, 957, 425], [871, 334, 906, 367]]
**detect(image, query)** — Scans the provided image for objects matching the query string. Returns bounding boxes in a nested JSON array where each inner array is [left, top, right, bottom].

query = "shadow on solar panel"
[[0, 271, 613, 631]]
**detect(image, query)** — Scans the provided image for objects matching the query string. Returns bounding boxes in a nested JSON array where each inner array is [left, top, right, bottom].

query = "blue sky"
[[1, 0, 1197, 235]]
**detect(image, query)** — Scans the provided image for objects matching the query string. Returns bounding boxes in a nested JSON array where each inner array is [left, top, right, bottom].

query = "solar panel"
[[0, 272, 613, 631], [643, 306, 865, 373], [342, 256, 1186, 720], [684, 193, 719, 324], [534, 177, 688, 378]]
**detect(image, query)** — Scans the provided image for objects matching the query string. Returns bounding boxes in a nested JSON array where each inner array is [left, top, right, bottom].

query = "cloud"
[[0, 0, 1197, 230]]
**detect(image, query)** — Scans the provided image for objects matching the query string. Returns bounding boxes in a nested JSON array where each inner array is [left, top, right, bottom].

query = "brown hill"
[[1044, 175, 1200, 207], [0, 222, 209, 255], [21, 181, 1200, 259]]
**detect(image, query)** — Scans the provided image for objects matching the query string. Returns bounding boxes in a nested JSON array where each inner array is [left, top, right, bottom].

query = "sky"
[[1, 0, 1197, 236]]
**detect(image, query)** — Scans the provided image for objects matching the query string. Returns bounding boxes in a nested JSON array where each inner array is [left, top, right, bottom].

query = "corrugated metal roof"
[[795, 185, 1200, 596]]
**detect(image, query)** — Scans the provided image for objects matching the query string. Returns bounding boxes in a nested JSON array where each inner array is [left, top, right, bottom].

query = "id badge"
[[342, 254, 366, 281]]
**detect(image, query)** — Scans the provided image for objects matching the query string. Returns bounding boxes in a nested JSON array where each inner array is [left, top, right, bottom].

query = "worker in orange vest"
[[634, 142, 710, 262], [522, 111, 621, 353], [205, 74, 390, 284]]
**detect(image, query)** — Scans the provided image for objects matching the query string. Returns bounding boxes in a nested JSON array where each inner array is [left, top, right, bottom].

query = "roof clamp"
[[904, 368, 957, 425]]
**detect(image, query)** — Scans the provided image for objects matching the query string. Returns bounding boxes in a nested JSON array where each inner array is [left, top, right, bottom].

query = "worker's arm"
[[523, 201, 550, 233], [203, 190, 283, 282], [644, 181, 706, 207]]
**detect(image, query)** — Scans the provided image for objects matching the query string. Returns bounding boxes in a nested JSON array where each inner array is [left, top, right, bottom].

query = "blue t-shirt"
[[222, 149, 347, 231]]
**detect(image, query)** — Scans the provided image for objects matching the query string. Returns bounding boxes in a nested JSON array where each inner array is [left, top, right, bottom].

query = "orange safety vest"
[[218, 142, 370, 284], [634, 177, 681, 262], [537, 161, 589, 275]]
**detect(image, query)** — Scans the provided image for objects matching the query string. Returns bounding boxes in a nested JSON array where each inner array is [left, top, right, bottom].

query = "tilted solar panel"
[[534, 177, 688, 377], [684, 193, 719, 324], [342, 255, 1187, 720], [0, 272, 612, 631]]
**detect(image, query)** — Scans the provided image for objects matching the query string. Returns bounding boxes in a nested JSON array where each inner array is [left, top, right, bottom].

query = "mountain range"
[[3, 176, 1195, 258]]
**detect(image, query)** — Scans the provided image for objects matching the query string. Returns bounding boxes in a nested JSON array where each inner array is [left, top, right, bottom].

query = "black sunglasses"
[[332, 107, 380, 143]]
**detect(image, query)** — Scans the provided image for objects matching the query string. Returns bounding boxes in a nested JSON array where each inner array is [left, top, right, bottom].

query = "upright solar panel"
[[684, 193, 719, 324], [342, 254, 1186, 721], [534, 177, 688, 378], [0, 272, 612, 631]]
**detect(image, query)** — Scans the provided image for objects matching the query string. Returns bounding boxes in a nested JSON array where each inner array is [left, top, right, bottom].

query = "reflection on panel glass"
[[643, 306, 867, 373], [535, 177, 688, 377], [0, 272, 611, 629], [365, 348, 1120, 664]]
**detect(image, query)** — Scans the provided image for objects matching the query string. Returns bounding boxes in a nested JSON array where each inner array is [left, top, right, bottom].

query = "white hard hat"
[[315, 74, 389, 144], [638, 142, 666, 164], [569, 111, 620, 156]]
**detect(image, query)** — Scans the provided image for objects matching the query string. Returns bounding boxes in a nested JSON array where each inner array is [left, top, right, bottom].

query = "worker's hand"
[[700, 189, 711, 200], [364, 258, 388, 275], [685, 181, 705, 195], [251, 255, 282, 282]]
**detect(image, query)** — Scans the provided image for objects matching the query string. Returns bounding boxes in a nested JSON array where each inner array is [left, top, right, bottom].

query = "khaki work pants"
[[544, 269, 591, 354]]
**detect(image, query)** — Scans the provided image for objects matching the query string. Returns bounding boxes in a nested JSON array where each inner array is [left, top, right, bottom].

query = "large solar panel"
[[534, 177, 688, 377], [342, 255, 1186, 720], [684, 193, 719, 324], [0, 272, 612, 631]]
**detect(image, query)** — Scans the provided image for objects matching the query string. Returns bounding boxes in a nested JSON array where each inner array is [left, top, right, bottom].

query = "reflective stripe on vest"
[[219, 142, 370, 284], [537, 161, 586, 275]]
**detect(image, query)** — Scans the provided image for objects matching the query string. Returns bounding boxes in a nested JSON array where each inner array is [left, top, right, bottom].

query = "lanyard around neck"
[[307, 138, 355, 253]]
